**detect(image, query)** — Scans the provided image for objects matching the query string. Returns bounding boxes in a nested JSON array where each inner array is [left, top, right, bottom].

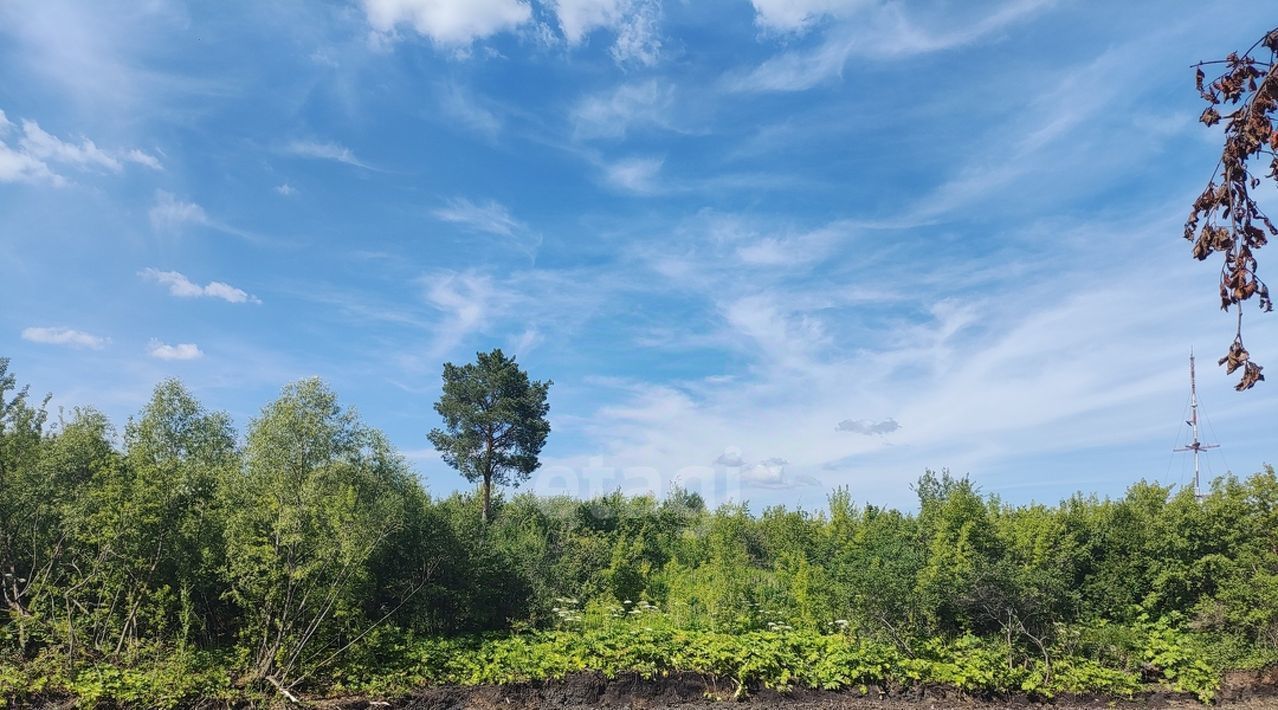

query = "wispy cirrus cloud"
[[508, 327, 543, 355], [902, 26, 1186, 225], [731, 0, 1052, 92], [432, 197, 523, 237], [749, 0, 867, 34], [432, 197, 542, 256], [140, 268, 260, 304], [603, 156, 664, 194], [438, 83, 503, 140], [146, 191, 268, 244], [0, 0, 215, 114], [552, 203, 1260, 506], [21, 326, 108, 349], [734, 220, 865, 268], [571, 80, 677, 141], [420, 270, 507, 359], [283, 140, 374, 170]]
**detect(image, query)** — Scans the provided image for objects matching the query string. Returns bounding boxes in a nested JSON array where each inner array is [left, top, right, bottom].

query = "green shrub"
[[1141, 616, 1220, 702]]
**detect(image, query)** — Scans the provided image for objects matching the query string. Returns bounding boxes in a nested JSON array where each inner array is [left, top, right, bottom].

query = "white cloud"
[[204, 282, 254, 303], [140, 268, 260, 304], [19, 119, 160, 172], [0, 111, 160, 185], [21, 326, 107, 349], [141, 269, 203, 297], [363, 0, 531, 46], [552, 0, 624, 44], [433, 197, 523, 236], [149, 191, 209, 232], [604, 156, 663, 193], [19, 119, 122, 172], [608, 0, 661, 66], [147, 340, 203, 360], [275, 182, 296, 196], [0, 142, 62, 185], [572, 80, 675, 140], [550, 0, 662, 66], [284, 140, 373, 169], [123, 148, 162, 170]]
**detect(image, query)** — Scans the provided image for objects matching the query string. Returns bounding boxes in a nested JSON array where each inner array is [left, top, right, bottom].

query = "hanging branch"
[[1186, 28, 1278, 390]]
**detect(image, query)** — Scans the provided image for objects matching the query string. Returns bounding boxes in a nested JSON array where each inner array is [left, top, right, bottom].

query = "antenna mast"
[[1174, 349, 1218, 499]]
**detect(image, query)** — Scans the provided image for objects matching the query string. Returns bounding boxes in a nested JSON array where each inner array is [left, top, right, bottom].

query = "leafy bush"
[[0, 647, 236, 709], [1140, 616, 1220, 702]]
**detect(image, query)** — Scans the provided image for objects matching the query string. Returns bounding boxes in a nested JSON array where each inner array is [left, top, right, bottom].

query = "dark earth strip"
[[293, 669, 1278, 710]]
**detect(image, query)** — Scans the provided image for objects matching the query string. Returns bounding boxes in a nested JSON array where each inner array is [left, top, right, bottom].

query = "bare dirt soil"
[[307, 668, 1278, 710]]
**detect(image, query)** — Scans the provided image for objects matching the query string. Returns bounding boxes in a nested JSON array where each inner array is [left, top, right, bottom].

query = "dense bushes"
[[2, 358, 1277, 705]]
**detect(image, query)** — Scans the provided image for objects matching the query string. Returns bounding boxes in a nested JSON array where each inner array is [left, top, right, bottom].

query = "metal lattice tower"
[[1174, 350, 1218, 499]]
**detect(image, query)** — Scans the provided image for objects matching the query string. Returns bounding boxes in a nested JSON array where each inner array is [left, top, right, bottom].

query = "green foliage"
[[2, 360, 1277, 706], [0, 646, 236, 709], [223, 378, 417, 685], [1046, 657, 1142, 696], [329, 618, 1144, 702], [1140, 615, 1220, 702], [63, 650, 235, 709], [62, 381, 237, 656]]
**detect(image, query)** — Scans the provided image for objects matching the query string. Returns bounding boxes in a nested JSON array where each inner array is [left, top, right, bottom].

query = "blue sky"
[[2, 0, 1276, 510]]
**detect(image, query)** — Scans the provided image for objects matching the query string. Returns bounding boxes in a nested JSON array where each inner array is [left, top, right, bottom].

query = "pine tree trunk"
[[481, 473, 492, 524]]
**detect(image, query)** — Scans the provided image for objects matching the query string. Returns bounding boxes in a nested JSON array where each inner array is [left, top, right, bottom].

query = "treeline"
[[2, 358, 1277, 703]]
